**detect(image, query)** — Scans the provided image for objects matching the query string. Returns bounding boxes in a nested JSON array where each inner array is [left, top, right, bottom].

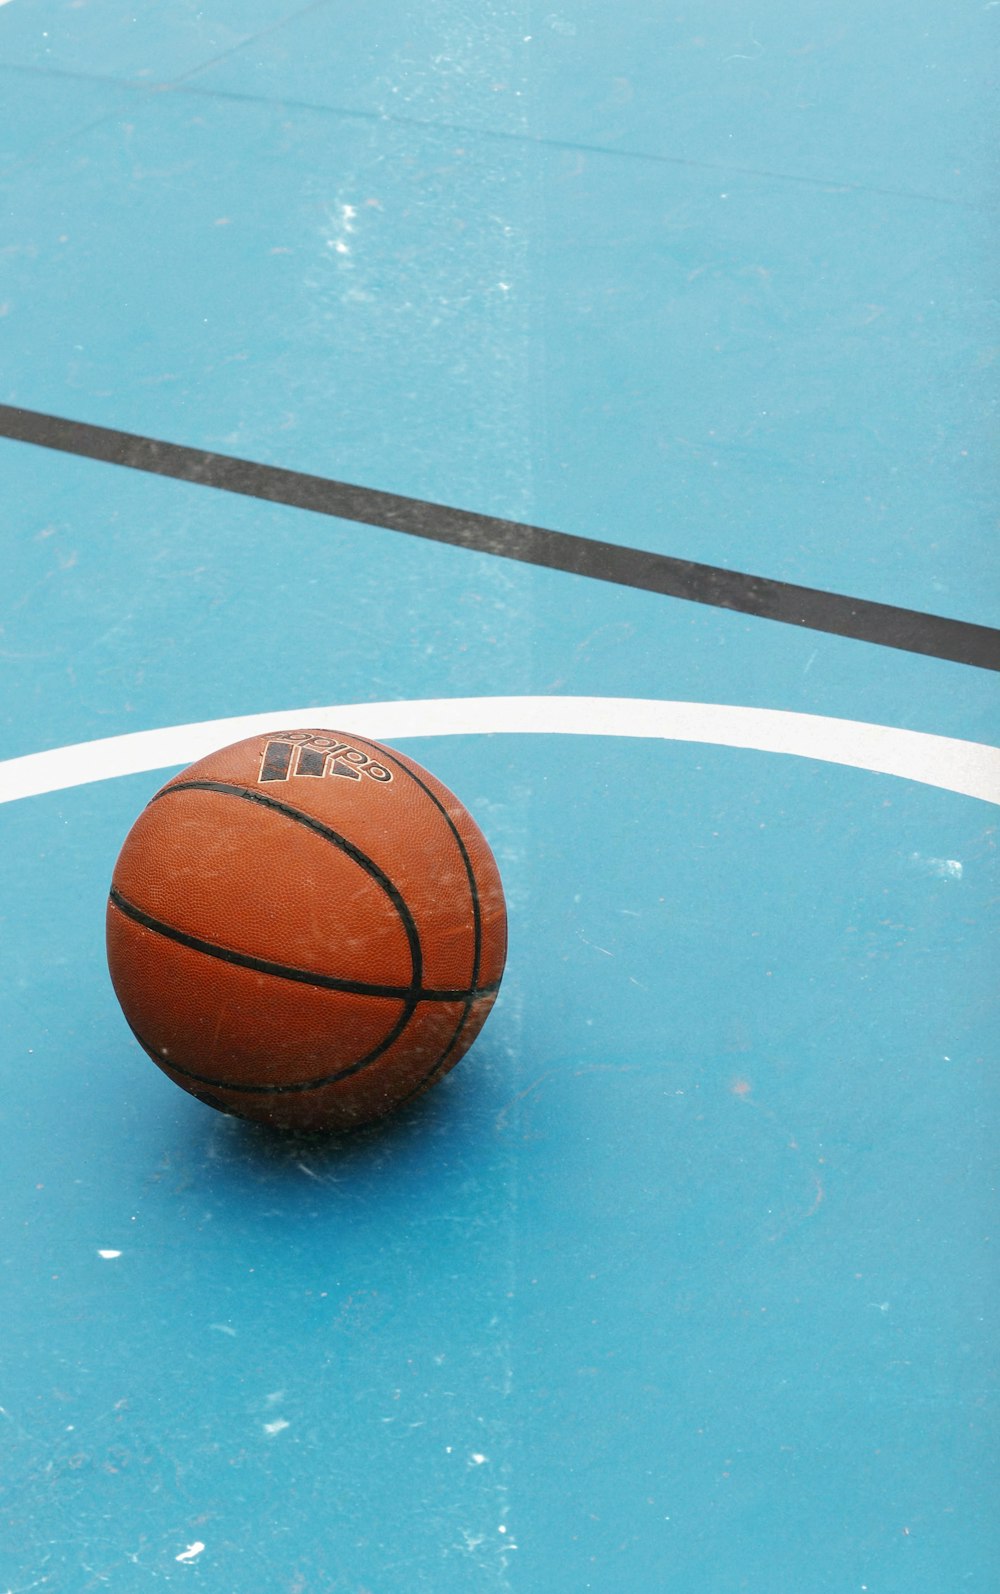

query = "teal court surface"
[[0, 3, 997, 1590]]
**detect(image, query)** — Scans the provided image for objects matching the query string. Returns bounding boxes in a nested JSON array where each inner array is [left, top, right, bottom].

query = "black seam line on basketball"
[[346, 735, 485, 993], [126, 1005, 418, 1092], [394, 995, 481, 1113], [129, 995, 481, 1097], [124, 1018, 234, 1107], [123, 1001, 422, 1094], [148, 777, 424, 989], [1, 404, 996, 671], [108, 890, 500, 1004]]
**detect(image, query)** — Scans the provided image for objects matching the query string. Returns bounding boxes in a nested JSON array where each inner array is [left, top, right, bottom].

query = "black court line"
[[2, 403, 997, 672]]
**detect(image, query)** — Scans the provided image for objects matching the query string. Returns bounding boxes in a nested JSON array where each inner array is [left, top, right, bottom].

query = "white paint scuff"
[[0, 698, 997, 807], [909, 853, 964, 879]]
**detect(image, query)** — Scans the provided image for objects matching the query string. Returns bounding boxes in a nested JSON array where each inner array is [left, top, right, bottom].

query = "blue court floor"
[[1, 4, 997, 1591]]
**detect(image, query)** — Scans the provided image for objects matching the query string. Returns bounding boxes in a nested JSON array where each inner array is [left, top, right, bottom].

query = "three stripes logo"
[[259, 732, 393, 786]]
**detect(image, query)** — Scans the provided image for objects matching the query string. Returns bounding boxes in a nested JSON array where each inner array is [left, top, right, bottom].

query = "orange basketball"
[[106, 729, 507, 1131]]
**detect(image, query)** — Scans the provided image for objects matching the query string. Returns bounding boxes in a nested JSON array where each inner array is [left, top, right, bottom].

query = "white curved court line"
[[0, 697, 998, 807]]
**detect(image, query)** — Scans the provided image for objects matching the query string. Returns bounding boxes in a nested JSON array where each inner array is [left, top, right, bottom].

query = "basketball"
[[105, 729, 507, 1131]]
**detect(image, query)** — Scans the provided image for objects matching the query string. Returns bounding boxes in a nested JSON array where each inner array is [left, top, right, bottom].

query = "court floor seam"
[[0, 61, 986, 210]]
